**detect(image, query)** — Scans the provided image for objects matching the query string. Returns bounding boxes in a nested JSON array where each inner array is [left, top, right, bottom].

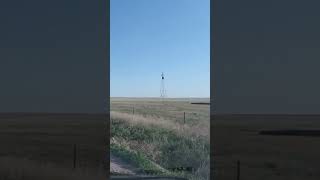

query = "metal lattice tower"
[[160, 72, 166, 99]]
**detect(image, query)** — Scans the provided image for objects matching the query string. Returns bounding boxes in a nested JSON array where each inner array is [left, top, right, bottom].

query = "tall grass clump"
[[111, 111, 210, 180]]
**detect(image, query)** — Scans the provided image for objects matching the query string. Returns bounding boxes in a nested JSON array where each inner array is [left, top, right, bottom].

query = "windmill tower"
[[160, 72, 166, 100]]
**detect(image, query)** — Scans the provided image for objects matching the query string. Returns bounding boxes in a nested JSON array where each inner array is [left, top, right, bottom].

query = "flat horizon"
[[110, 96, 210, 99], [2, 112, 320, 116]]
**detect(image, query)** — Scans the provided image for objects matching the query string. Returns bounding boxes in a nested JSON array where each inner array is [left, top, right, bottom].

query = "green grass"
[[111, 98, 210, 180]]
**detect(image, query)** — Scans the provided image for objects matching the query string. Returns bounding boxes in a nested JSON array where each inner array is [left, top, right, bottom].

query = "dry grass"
[[111, 98, 210, 180], [213, 115, 320, 180], [111, 111, 209, 139], [0, 113, 107, 179], [0, 156, 106, 180]]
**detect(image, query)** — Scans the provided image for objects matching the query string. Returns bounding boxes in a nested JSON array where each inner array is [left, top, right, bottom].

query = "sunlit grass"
[[110, 99, 210, 180]]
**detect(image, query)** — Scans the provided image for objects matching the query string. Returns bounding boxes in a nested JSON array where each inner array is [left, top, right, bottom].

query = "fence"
[[70, 144, 107, 171], [129, 105, 198, 125]]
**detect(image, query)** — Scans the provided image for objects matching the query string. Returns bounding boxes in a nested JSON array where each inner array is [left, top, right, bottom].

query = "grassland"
[[213, 114, 320, 180], [110, 98, 210, 180], [0, 113, 107, 180]]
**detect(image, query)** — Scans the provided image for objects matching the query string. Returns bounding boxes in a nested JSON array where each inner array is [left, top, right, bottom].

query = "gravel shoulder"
[[110, 153, 137, 175]]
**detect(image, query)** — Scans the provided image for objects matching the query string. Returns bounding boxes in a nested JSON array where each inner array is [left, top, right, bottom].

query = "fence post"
[[237, 160, 240, 180], [73, 144, 77, 169], [184, 112, 186, 124]]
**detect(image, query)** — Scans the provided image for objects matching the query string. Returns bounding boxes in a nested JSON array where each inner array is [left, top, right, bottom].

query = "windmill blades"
[[160, 72, 167, 98]]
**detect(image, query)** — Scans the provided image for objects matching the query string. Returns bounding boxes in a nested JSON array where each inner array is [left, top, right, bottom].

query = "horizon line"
[[110, 96, 210, 98]]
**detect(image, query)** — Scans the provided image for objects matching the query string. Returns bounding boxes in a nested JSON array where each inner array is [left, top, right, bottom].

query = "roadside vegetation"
[[110, 99, 210, 180]]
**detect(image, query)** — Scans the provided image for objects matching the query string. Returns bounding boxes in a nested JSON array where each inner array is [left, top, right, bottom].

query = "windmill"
[[160, 72, 166, 100]]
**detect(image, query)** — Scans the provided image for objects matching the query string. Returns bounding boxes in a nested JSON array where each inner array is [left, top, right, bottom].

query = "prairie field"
[[213, 114, 320, 180], [110, 97, 210, 180], [0, 113, 107, 180]]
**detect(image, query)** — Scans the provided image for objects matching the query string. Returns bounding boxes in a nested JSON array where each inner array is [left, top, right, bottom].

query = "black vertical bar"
[[184, 112, 186, 124], [237, 160, 240, 180], [73, 144, 77, 169]]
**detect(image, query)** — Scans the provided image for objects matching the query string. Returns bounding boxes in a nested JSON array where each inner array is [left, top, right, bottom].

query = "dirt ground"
[[110, 153, 137, 175]]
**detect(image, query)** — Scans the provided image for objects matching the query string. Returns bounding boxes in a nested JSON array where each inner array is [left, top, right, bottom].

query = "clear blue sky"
[[111, 0, 210, 98]]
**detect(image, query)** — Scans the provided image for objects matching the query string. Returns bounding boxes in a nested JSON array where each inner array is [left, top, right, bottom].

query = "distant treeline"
[[190, 102, 210, 105], [259, 130, 320, 136], [211, 114, 320, 121]]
